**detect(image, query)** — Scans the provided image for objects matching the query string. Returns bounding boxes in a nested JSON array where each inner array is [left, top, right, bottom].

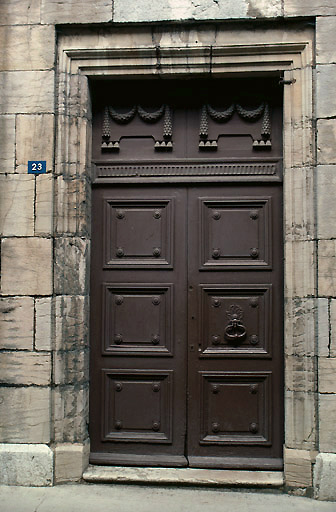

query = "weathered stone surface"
[[53, 385, 89, 443], [317, 166, 336, 239], [114, 0, 281, 23], [314, 453, 336, 501], [284, 0, 336, 16], [319, 358, 336, 394], [54, 443, 89, 483], [285, 391, 316, 449], [41, 0, 112, 24], [0, 115, 15, 173], [284, 448, 313, 487], [284, 241, 316, 298], [16, 114, 54, 173], [0, 352, 51, 385], [319, 394, 336, 452], [330, 299, 336, 357], [0, 387, 50, 443], [285, 298, 317, 357], [317, 120, 336, 165], [0, 297, 34, 350], [0, 0, 41, 25], [54, 238, 89, 295], [35, 298, 53, 351], [318, 240, 336, 297], [0, 444, 53, 486], [35, 174, 53, 235], [54, 349, 88, 385], [0, 25, 55, 71], [0, 71, 54, 114], [316, 65, 336, 120], [284, 167, 315, 241], [0, 175, 34, 236], [285, 355, 315, 393], [1, 238, 52, 296], [316, 17, 336, 65], [318, 298, 330, 357], [55, 295, 88, 351], [84, 465, 284, 486], [54, 177, 90, 236]]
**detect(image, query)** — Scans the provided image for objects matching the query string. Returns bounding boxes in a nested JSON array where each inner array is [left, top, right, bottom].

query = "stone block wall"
[[0, 0, 336, 499]]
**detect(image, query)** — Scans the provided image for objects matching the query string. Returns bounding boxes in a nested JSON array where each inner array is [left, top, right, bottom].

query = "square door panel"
[[103, 284, 173, 356], [199, 285, 272, 357], [200, 371, 271, 445], [104, 199, 173, 268], [102, 370, 173, 443], [199, 197, 271, 269]]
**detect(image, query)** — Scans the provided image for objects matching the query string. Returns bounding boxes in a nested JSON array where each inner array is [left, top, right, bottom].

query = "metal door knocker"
[[224, 304, 247, 342]]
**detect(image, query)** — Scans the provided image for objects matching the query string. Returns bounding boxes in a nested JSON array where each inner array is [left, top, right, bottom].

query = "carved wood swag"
[[102, 105, 173, 151], [101, 102, 271, 152]]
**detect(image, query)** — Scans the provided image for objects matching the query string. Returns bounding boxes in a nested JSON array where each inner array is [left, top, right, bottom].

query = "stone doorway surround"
[[51, 23, 317, 489]]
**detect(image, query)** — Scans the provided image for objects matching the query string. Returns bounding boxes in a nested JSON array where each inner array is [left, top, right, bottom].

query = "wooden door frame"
[[55, 23, 316, 483]]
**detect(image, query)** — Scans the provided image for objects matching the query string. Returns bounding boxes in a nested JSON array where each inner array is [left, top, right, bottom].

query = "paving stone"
[[0, 387, 50, 443], [0, 444, 53, 486], [0, 175, 34, 236], [1, 238, 52, 296], [0, 351, 51, 385], [0, 25, 55, 71], [0, 297, 34, 350]]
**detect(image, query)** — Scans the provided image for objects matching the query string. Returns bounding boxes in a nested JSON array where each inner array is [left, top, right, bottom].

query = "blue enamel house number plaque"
[[28, 161, 47, 174]]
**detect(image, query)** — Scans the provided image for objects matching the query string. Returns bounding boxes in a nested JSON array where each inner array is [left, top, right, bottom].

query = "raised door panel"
[[200, 197, 271, 269], [104, 198, 173, 268]]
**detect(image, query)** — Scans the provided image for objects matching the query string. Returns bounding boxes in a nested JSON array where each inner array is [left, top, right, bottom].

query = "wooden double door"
[[90, 182, 283, 469]]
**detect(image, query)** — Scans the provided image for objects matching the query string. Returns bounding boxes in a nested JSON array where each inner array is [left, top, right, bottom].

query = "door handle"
[[224, 319, 247, 342]]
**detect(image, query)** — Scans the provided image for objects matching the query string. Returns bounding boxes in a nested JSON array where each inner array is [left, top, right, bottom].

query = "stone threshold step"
[[83, 465, 284, 488]]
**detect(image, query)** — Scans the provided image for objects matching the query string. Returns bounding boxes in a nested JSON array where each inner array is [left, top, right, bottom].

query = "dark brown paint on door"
[[89, 78, 283, 469], [90, 183, 283, 469]]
